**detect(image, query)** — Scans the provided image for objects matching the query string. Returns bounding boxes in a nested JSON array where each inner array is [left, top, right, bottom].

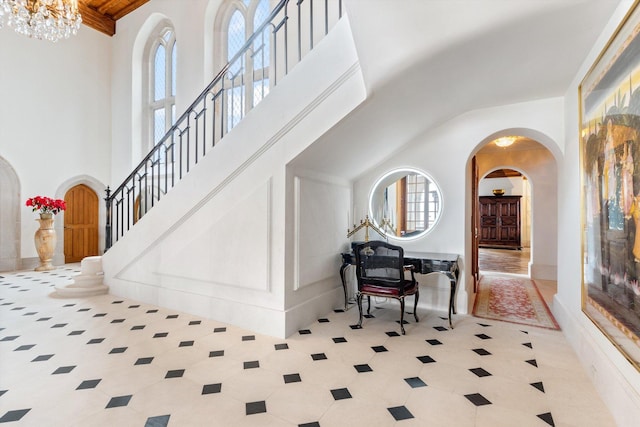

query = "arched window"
[[221, 0, 271, 130], [146, 26, 177, 156]]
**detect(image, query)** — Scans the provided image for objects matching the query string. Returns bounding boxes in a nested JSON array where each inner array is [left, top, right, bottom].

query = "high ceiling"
[[79, 0, 150, 36]]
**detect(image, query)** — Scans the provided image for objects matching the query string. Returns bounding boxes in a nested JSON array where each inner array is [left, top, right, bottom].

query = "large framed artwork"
[[580, 0, 640, 370]]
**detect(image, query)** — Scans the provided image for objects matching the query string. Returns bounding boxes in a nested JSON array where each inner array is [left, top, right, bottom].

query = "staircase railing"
[[105, 0, 343, 250]]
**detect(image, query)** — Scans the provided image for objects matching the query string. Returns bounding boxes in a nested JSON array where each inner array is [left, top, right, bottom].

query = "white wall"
[[351, 97, 564, 314], [0, 26, 112, 267], [558, 1, 640, 425]]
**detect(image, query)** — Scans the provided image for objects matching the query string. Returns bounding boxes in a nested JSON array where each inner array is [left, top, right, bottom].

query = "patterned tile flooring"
[[0, 267, 615, 426]]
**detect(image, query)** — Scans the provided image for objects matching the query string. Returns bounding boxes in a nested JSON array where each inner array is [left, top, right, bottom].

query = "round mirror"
[[369, 168, 442, 239]]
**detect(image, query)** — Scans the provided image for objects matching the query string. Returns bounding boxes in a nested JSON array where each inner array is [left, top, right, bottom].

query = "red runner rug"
[[473, 274, 559, 330]]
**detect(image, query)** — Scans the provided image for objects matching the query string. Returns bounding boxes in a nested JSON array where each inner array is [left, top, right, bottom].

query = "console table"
[[340, 250, 460, 328]]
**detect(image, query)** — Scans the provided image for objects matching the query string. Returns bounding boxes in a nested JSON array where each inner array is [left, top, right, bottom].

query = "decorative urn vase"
[[34, 213, 56, 271]]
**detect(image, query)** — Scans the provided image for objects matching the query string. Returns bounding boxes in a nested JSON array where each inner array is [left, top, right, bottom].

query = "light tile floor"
[[0, 267, 615, 427]]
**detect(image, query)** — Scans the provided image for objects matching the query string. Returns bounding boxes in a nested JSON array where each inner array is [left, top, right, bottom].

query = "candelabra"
[[347, 215, 386, 242]]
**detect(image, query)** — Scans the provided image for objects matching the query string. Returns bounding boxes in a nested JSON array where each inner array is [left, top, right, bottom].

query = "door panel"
[[64, 184, 99, 263]]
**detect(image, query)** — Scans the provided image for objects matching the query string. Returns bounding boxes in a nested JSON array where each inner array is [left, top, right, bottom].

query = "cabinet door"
[[496, 198, 520, 246]]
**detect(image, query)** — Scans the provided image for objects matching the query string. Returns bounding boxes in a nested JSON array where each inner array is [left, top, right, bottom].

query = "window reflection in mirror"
[[369, 168, 442, 239]]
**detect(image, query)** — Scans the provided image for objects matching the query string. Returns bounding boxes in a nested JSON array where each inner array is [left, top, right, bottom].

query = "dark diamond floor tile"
[[244, 361, 259, 369], [153, 332, 168, 338], [417, 355, 435, 364], [464, 393, 492, 406], [298, 422, 320, 427], [331, 388, 352, 400], [242, 335, 255, 341], [354, 364, 372, 373], [87, 338, 105, 344], [36, 317, 51, 322], [469, 368, 492, 377], [209, 350, 224, 357], [166, 314, 178, 319], [111, 319, 125, 324], [284, 373, 301, 383], [179, 340, 194, 347], [364, 314, 375, 319], [135, 357, 154, 365], [189, 320, 201, 325], [275, 343, 288, 350], [299, 329, 311, 335], [433, 326, 448, 331], [371, 345, 387, 352], [23, 312, 37, 316], [202, 384, 221, 395], [77, 379, 101, 390], [472, 348, 492, 356], [388, 405, 414, 421], [14, 344, 35, 351], [537, 412, 555, 426], [404, 377, 427, 388], [165, 369, 184, 378], [68, 330, 85, 336], [128, 305, 140, 309], [112, 301, 124, 304], [63, 303, 75, 307], [477, 323, 491, 327], [93, 313, 107, 318], [52, 365, 76, 374], [0, 409, 30, 423], [523, 342, 533, 348], [146, 309, 158, 313], [349, 324, 361, 329], [32, 354, 53, 362], [0, 390, 6, 397], [246, 400, 266, 415], [426, 339, 442, 345], [333, 309, 345, 313], [386, 331, 400, 337], [531, 382, 545, 393], [51, 323, 67, 328], [106, 395, 132, 408], [318, 318, 330, 323], [332, 337, 347, 343], [77, 308, 90, 312], [526, 359, 538, 367], [214, 327, 226, 333], [145, 414, 170, 427], [475, 333, 492, 340], [521, 330, 529, 334], [311, 353, 327, 361], [110, 347, 128, 354]]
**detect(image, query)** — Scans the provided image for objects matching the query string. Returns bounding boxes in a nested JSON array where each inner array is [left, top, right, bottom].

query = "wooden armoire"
[[478, 195, 522, 249]]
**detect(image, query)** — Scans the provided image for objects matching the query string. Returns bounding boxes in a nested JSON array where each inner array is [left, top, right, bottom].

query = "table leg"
[[339, 262, 350, 310]]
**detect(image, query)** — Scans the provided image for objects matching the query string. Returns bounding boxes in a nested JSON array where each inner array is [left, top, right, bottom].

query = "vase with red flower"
[[26, 196, 67, 271]]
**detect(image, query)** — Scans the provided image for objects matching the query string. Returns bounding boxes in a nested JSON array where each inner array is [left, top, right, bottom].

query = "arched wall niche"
[[0, 156, 21, 272]]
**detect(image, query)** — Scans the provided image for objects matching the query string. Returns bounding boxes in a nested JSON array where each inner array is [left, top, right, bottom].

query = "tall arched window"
[[147, 26, 177, 156], [222, 0, 271, 130]]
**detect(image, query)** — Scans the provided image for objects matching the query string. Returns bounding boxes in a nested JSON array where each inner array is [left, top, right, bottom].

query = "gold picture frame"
[[580, 0, 640, 370]]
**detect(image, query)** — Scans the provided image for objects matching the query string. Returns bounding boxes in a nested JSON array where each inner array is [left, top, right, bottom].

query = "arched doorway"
[[0, 157, 20, 272], [64, 184, 99, 263]]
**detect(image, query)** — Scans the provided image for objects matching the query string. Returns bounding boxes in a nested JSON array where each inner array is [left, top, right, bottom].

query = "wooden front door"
[[64, 184, 99, 263]]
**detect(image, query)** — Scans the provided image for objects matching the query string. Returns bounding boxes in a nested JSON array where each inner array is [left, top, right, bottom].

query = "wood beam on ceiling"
[[78, 0, 150, 37], [79, 3, 115, 36]]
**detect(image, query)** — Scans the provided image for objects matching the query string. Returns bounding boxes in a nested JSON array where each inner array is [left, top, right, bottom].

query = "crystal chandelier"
[[0, 0, 82, 42]]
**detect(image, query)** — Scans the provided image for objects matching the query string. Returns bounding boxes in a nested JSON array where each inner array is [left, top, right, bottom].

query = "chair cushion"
[[361, 280, 418, 297]]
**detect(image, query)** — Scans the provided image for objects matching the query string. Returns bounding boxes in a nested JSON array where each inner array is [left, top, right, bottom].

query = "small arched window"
[[147, 27, 177, 154], [221, 0, 271, 130]]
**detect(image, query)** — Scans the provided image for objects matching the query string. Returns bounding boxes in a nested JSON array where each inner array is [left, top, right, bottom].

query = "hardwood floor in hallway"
[[479, 247, 530, 275]]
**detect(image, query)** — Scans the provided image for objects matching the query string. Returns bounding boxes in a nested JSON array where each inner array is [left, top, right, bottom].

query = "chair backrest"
[[354, 240, 405, 288]]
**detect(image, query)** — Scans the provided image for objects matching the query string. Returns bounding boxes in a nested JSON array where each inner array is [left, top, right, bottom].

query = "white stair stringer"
[[102, 17, 367, 338]]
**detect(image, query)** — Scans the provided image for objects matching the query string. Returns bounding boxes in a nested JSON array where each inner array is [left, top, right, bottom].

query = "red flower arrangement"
[[25, 196, 67, 215]]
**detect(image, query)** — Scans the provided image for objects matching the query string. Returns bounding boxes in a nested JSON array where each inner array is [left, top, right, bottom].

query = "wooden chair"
[[354, 241, 419, 335]]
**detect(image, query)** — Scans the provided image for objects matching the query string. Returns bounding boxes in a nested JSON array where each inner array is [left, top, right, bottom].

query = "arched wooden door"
[[64, 184, 99, 263]]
